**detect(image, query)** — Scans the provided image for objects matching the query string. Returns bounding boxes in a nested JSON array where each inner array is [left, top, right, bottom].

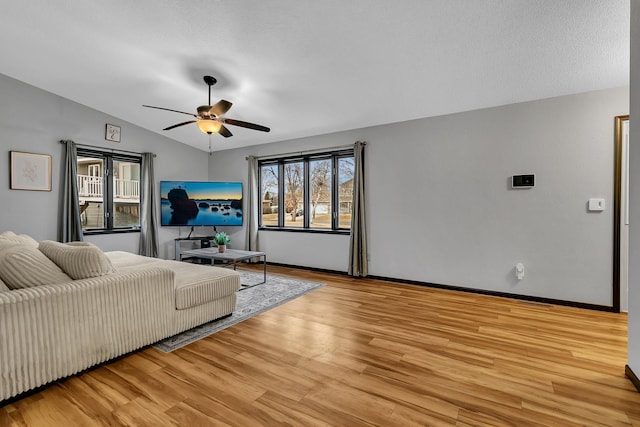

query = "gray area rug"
[[152, 271, 324, 352]]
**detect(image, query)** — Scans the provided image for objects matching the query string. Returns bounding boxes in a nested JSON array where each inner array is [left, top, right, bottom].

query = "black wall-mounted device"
[[512, 174, 535, 188]]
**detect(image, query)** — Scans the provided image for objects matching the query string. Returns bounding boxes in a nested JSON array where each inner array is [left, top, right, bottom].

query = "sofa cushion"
[[0, 231, 38, 247], [0, 244, 72, 289], [39, 240, 116, 280], [106, 251, 161, 269], [165, 261, 240, 310], [105, 251, 240, 309]]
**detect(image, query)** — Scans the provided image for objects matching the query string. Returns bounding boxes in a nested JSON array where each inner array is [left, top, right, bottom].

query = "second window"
[[259, 150, 354, 231]]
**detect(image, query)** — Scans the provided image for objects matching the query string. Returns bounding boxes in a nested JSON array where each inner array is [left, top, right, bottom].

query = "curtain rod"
[[59, 141, 156, 157], [246, 142, 364, 161]]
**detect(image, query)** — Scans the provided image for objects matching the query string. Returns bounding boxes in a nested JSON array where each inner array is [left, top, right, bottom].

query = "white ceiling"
[[0, 0, 630, 152]]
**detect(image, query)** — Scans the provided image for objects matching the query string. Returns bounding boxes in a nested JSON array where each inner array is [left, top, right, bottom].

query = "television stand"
[[174, 236, 214, 261]]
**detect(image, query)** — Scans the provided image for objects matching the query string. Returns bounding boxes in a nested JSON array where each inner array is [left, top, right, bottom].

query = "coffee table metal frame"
[[179, 248, 267, 288]]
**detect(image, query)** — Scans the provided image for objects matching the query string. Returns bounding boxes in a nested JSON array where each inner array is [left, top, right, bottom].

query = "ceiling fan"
[[143, 75, 270, 137]]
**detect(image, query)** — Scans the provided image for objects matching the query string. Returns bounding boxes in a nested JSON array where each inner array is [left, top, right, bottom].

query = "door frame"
[[613, 114, 629, 313]]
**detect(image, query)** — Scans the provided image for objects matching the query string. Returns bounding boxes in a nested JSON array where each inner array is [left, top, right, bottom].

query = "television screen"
[[160, 181, 243, 226]]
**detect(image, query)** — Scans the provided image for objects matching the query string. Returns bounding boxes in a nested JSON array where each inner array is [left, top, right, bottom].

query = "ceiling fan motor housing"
[[197, 105, 214, 118]]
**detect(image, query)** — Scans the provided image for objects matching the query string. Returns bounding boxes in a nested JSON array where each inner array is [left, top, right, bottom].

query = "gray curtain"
[[348, 141, 368, 277], [59, 140, 83, 242], [245, 155, 259, 251], [139, 152, 158, 257]]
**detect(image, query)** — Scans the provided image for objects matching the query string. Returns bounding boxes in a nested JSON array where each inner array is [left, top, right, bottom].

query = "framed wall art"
[[105, 123, 121, 142], [10, 151, 52, 191]]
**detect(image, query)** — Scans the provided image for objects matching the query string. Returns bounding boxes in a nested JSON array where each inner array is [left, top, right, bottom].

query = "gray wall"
[[211, 87, 628, 306], [0, 73, 210, 259], [628, 0, 639, 383]]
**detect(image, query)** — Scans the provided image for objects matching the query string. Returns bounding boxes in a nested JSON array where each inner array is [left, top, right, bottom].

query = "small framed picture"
[[10, 151, 52, 191], [105, 123, 121, 142]]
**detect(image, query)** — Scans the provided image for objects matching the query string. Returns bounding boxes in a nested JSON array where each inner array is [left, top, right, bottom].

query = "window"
[[259, 150, 354, 232], [77, 149, 141, 232]]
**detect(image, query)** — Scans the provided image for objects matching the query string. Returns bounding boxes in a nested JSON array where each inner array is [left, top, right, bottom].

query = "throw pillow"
[[0, 231, 39, 247], [39, 240, 117, 280], [0, 277, 9, 292], [0, 244, 72, 289]]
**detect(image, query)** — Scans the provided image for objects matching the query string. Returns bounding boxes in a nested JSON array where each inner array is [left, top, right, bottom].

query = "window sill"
[[258, 227, 350, 235], [82, 228, 141, 236]]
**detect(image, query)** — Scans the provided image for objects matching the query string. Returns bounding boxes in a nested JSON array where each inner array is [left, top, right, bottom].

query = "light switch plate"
[[588, 198, 605, 211]]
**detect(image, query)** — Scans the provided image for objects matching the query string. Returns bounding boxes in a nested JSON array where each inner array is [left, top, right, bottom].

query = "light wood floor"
[[2, 265, 639, 426]]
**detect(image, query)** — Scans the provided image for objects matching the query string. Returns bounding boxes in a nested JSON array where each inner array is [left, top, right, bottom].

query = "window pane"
[[338, 157, 355, 229], [284, 162, 304, 227], [261, 164, 279, 226], [77, 155, 105, 230], [309, 159, 331, 229], [113, 160, 140, 228]]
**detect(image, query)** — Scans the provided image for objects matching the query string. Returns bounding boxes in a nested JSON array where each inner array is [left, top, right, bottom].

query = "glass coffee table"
[[179, 248, 267, 288]]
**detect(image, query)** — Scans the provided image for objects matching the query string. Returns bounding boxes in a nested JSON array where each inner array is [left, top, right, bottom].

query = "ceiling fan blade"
[[209, 100, 233, 117], [143, 105, 197, 117], [163, 120, 197, 130], [218, 125, 233, 138], [223, 118, 270, 132]]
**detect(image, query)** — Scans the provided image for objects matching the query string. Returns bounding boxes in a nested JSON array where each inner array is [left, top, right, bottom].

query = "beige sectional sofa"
[[0, 232, 240, 402]]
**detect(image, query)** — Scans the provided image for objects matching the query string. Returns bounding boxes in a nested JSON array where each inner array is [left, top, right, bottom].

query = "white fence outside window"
[[77, 175, 139, 199]]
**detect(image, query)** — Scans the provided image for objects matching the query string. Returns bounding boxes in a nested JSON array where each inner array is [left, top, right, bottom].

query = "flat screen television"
[[160, 181, 243, 227]]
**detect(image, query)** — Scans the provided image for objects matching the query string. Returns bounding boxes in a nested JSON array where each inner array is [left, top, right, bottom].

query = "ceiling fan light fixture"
[[197, 119, 222, 134], [143, 75, 269, 138]]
